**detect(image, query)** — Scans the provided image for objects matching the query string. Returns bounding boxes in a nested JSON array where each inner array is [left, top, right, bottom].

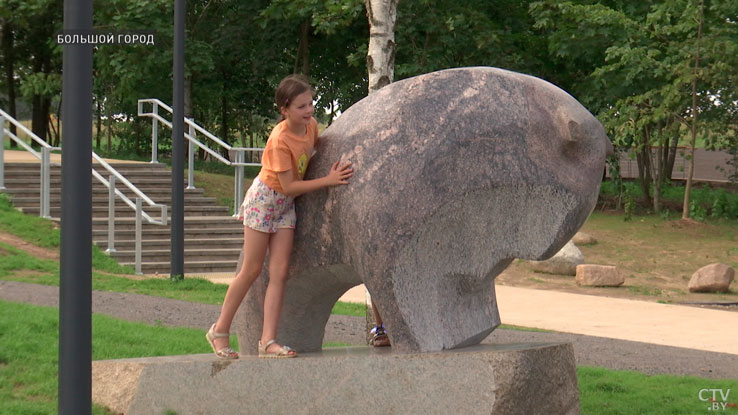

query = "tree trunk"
[[653, 136, 663, 213], [665, 134, 678, 181], [636, 144, 652, 207], [682, 0, 704, 219], [31, 96, 49, 143], [42, 97, 51, 142], [220, 93, 230, 160], [328, 97, 336, 126], [294, 20, 311, 76], [2, 20, 18, 147], [184, 74, 193, 119], [95, 98, 102, 150], [185, 74, 195, 161], [30, 54, 52, 143], [106, 89, 113, 153], [52, 98, 61, 147], [365, 0, 398, 93]]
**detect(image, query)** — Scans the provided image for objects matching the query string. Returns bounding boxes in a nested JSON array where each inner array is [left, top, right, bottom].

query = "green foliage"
[[600, 179, 738, 220], [18, 72, 61, 99], [260, 0, 364, 35], [623, 187, 635, 221], [395, 0, 549, 81], [531, 0, 738, 217], [690, 201, 708, 222]]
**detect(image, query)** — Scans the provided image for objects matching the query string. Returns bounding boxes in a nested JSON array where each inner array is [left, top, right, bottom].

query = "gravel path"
[[1, 280, 736, 380]]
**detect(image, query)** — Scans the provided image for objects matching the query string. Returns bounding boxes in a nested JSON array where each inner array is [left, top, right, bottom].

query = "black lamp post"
[[59, 0, 93, 413], [171, 0, 185, 279]]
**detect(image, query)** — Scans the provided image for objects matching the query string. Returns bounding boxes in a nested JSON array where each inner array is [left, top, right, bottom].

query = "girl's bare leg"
[[261, 227, 294, 353], [212, 227, 270, 350], [371, 299, 383, 326]]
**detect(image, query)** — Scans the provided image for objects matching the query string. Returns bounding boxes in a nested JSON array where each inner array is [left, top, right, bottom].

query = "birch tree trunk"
[[364, 0, 398, 344], [365, 0, 398, 94]]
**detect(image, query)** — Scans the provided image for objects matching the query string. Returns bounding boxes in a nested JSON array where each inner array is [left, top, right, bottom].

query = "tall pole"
[[59, 0, 93, 413], [171, 0, 185, 278]]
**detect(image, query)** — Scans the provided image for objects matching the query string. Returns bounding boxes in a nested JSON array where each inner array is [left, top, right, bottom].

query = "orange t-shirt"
[[258, 117, 319, 194]]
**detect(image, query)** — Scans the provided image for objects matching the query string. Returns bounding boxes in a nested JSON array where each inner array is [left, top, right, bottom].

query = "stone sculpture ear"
[[567, 120, 582, 142]]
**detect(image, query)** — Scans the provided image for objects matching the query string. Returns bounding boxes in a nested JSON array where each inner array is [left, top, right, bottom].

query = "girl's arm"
[[277, 161, 353, 197]]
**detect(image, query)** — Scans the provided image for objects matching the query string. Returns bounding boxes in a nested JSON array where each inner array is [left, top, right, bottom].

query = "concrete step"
[[21, 205, 230, 218], [9, 195, 218, 207], [89, 216, 242, 231], [96, 238, 243, 251], [92, 227, 243, 240], [2, 161, 168, 170], [110, 248, 241, 263], [122, 260, 239, 274], [2, 168, 174, 179], [3, 177, 175, 187], [3, 160, 245, 276], [1, 187, 206, 199]]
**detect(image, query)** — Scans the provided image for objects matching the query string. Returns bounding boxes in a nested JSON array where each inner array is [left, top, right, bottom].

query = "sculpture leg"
[[234, 263, 362, 355], [366, 263, 507, 354]]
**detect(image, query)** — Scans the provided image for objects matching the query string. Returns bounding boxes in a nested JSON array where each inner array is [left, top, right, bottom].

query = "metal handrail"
[[0, 109, 166, 274], [138, 98, 264, 215], [0, 109, 60, 217], [91, 169, 167, 225]]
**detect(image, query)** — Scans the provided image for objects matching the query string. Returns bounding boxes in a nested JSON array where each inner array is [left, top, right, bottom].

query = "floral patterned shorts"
[[238, 177, 296, 233]]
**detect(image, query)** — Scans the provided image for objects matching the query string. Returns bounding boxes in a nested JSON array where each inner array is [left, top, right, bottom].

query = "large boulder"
[[529, 241, 584, 275], [575, 264, 623, 287], [235, 67, 612, 353], [688, 263, 735, 293], [572, 231, 597, 245]]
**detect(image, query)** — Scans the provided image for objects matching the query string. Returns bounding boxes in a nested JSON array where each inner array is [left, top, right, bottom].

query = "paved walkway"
[[188, 274, 738, 356]]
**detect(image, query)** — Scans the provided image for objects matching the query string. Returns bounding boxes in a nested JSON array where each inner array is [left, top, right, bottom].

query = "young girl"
[[206, 74, 353, 359]]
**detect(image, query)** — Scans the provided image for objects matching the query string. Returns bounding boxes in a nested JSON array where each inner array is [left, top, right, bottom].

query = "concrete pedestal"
[[92, 343, 579, 415]]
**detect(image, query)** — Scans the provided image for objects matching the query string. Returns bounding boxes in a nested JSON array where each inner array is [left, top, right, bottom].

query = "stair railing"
[[137, 98, 264, 216], [91, 153, 168, 274], [1, 108, 166, 275], [0, 109, 59, 218]]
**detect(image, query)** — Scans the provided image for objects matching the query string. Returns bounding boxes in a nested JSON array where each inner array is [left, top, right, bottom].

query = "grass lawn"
[[1, 300, 736, 415]]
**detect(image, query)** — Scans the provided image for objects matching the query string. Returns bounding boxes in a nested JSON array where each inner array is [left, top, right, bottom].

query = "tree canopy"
[[1, 0, 736, 206]]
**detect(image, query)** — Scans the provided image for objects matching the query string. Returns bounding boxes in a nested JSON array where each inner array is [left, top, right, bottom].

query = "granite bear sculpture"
[[234, 67, 613, 353]]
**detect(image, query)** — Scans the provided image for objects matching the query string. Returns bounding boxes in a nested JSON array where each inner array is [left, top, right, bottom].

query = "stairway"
[[1, 161, 244, 274]]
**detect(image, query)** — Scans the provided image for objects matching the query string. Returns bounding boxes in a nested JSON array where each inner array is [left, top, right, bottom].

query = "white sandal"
[[206, 324, 239, 359], [258, 339, 297, 358]]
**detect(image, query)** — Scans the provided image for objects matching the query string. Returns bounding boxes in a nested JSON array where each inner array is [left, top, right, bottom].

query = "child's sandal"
[[258, 339, 297, 358], [370, 324, 391, 347], [206, 324, 239, 360]]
